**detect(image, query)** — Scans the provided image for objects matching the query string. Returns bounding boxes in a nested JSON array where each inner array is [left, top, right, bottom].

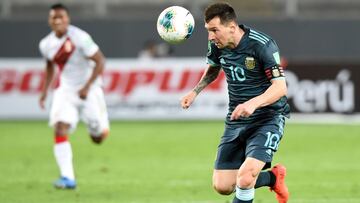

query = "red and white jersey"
[[39, 25, 101, 90]]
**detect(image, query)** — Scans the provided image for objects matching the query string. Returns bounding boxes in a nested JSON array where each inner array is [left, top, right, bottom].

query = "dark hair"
[[50, 3, 69, 13], [204, 2, 237, 24]]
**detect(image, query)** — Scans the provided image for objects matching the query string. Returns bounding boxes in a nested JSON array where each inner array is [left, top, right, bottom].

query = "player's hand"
[[180, 90, 197, 109], [230, 101, 257, 120], [78, 86, 90, 100], [39, 92, 47, 110]]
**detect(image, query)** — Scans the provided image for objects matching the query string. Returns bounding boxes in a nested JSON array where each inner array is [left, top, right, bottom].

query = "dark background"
[[1, 19, 360, 63]]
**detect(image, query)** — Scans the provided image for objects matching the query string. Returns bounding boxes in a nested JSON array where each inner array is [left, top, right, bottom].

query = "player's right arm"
[[181, 65, 221, 109], [39, 60, 55, 109]]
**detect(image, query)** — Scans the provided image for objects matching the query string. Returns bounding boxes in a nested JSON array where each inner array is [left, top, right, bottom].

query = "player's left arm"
[[231, 39, 286, 120], [78, 30, 105, 99], [79, 50, 105, 99], [231, 79, 286, 120], [250, 78, 287, 108]]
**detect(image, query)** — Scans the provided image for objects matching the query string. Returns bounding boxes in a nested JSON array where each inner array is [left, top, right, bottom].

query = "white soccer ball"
[[157, 6, 195, 44]]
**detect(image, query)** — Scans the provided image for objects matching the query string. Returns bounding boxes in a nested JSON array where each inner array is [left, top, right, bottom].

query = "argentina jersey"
[[206, 24, 290, 125]]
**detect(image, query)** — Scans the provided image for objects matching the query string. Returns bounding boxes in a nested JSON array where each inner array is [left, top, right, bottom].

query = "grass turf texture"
[[0, 121, 359, 203]]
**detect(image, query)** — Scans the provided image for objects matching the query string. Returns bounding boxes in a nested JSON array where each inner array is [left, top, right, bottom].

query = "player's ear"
[[229, 21, 236, 34]]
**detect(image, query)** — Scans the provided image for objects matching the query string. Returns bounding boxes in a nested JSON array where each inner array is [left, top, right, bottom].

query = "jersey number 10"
[[228, 66, 246, 82]]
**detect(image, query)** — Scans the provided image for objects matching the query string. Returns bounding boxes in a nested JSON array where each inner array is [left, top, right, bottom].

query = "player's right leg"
[[53, 121, 76, 189], [49, 88, 79, 189], [212, 125, 247, 196], [212, 169, 237, 195]]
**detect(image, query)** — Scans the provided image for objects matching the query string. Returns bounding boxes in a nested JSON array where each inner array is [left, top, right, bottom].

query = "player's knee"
[[55, 122, 70, 136], [90, 130, 109, 145], [237, 173, 256, 188], [213, 182, 234, 195]]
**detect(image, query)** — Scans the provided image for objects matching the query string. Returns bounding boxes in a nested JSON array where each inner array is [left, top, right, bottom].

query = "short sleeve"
[[259, 40, 285, 80], [206, 41, 220, 67], [78, 31, 99, 57], [39, 39, 48, 59]]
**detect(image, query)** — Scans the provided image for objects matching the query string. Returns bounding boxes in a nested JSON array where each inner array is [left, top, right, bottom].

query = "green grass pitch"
[[0, 121, 359, 203]]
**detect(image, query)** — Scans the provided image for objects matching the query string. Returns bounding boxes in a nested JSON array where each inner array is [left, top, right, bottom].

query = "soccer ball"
[[157, 6, 195, 44]]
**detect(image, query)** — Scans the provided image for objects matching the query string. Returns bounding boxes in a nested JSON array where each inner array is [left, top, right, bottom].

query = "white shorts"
[[49, 86, 110, 136]]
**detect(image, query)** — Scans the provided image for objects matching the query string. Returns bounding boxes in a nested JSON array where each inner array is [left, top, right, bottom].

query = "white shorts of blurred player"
[[49, 86, 110, 136]]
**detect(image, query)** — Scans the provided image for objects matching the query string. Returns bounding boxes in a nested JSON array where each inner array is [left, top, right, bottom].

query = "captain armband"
[[265, 65, 285, 80]]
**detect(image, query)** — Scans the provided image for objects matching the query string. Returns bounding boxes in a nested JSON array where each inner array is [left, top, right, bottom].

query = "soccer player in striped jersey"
[[39, 3, 110, 189], [181, 2, 289, 203]]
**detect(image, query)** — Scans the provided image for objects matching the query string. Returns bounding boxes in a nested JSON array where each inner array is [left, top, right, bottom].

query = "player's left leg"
[[89, 129, 109, 144], [253, 163, 289, 203], [269, 164, 289, 203], [232, 157, 265, 203], [82, 87, 110, 144], [254, 168, 276, 188], [246, 115, 289, 203]]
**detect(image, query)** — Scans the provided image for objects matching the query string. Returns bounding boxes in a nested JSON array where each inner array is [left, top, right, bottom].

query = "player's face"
[[48, 8, 70, 37], [205, 17, 233, 49]]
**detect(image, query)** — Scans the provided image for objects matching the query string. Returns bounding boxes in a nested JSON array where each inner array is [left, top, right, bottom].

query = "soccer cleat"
[[53, 177, 76, 189], [270, 164, 289, 203]]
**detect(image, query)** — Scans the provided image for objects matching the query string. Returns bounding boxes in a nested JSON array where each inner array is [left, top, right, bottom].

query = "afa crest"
[[245, 57, 255, 69]]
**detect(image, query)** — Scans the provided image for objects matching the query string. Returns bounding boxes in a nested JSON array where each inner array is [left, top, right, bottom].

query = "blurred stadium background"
[[0, 0, 359, 202]]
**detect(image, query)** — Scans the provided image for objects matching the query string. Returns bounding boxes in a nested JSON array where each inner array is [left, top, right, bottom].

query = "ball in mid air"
[[157, 6, 195, 44]]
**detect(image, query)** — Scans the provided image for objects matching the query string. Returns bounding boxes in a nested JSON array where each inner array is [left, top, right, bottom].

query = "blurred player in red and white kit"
[[38, 3, 110, 189]]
